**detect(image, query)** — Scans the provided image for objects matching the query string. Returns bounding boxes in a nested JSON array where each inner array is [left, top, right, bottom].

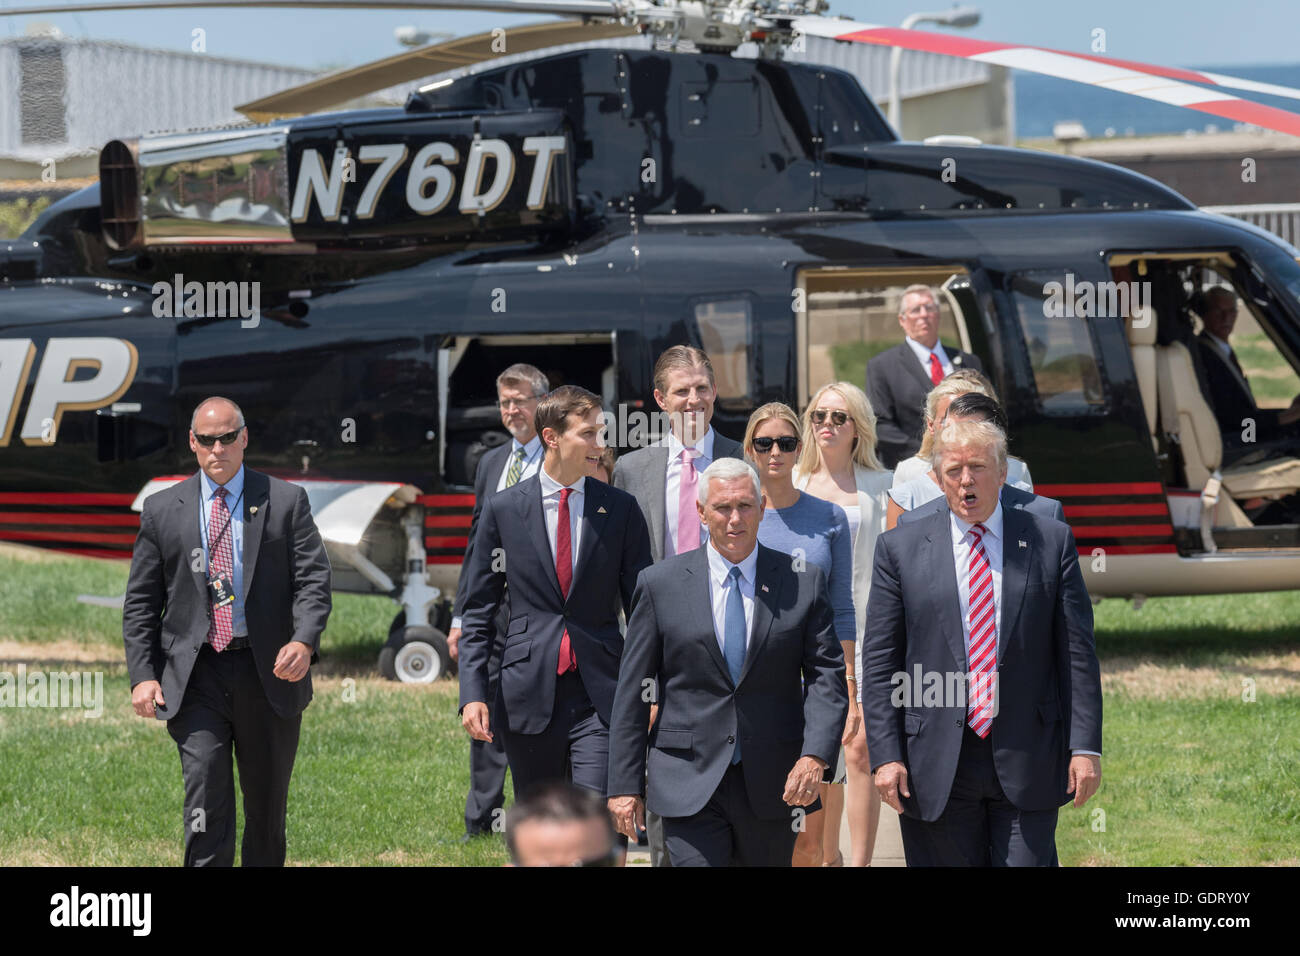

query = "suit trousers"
[[167, 642, 301, 866], [464, 619, 509, 835], [898, 725, 1059, 867], [500, 670, 610, 800], [661, 762, 799, 867]]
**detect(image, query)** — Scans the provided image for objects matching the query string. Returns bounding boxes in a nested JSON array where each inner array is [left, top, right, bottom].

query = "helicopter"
[[4, 0, 1300, 683]]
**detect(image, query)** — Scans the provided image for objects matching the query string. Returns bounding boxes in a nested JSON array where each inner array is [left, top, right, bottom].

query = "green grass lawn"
[[1, 551, 1297, 865]]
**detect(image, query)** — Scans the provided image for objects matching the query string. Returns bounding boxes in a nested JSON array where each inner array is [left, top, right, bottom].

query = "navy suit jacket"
[[863, 504, 1101, 821], [898, 483, 1066, 526], [607, 544, 848, 820], [866, 342, 983, 468], [458, 473, 652, 734]]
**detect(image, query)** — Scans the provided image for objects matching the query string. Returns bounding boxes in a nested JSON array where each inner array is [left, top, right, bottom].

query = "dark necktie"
[[724, 566, 747, 764], [555, 487, 576, 674]]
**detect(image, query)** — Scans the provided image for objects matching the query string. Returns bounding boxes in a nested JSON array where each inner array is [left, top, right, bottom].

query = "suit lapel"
[[924, 506, 969, 672], [645, 444, 669, 561], [687, 548, 733, 686], [174, 473, 210, 605], [240, 469, 270, 600], [999, 507, 1032, 667], [899, 342, 936, 392], [519, 477, 563, 603], [738, 546, 782, 686], [572, 479, 607, 586]]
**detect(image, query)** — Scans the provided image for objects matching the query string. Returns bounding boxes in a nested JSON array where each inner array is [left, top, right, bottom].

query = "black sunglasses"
[[751, 435, 799, 453], [810, 409, 849, 427], [194, 427, 244, 447]]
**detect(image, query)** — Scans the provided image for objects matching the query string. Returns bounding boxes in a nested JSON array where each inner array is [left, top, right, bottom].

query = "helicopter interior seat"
[[1155, 340, 1300, 530], [1126, 305, 1159, 451]]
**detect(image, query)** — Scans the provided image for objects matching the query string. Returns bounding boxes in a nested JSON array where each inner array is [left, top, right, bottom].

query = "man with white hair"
[[606, 458, 848, 866], [863, 417, 1102, 865]]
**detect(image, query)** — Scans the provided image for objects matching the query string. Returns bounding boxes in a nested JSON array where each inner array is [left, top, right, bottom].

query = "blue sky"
[[1, 0, 1297, 72]]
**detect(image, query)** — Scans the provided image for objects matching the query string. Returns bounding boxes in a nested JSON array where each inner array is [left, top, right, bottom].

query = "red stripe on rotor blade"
[[1183, 97, 1300, 137], [1035, 482, 1164, 497], [1063, 51, 1211, 85], [836, 27, 1007, 58]]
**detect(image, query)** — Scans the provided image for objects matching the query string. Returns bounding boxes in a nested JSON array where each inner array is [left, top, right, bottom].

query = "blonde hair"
[[743, 402, 803, 468], [796, 382, 884, 477], [916, 369, 998, 461]]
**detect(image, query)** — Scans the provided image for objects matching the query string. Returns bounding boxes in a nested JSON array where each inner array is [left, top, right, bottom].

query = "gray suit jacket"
[[607, 544, 848, 820], [898, 483, 1066, 526], [612, 430, 743, 563], [122, 469, 333, 720], [863, 504, 1102, 821]]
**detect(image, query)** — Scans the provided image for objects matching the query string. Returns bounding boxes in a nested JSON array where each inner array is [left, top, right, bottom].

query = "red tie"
[[929, 352, 944, 386], [966, 523, 997, 738], [555, 487, 577, 674]]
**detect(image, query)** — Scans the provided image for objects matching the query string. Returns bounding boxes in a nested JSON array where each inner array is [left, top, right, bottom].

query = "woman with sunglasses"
[[792, 382, 892, 868], [743, 402, 856, 868]]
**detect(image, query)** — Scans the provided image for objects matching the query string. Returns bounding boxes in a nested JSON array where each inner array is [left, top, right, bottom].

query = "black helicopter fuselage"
[[4, 47, 1300, 578]]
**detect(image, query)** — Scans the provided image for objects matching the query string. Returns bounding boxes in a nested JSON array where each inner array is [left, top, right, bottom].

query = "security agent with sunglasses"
[[123, 397, 332, 866]]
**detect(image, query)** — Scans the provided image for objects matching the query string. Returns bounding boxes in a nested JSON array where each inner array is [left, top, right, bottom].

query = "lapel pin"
[[761, 584, 769, 592], [250, 505, 259, 515], [1019, 540, 1027, 548], [597, 506, 607, 514]]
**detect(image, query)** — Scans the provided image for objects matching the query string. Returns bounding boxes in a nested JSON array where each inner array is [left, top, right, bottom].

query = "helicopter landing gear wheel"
[[378, 625, 451, 683]]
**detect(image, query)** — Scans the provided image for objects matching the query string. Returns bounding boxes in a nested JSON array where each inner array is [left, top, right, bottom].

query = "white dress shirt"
[[664, 426, 716, 556], [495, 434, 543, 492], [706, 541, 757, 656], [904, 336, 953, 379], [539, 466, 585, 576], [951, 503, 1099, 757]]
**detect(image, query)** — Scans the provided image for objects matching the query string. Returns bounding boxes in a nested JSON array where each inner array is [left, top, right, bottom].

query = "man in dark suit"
[[607, 457, 848, 866], [867, 285, 983, 468], [447, 363, 548, 840], [611, 344, 743, 865], [864, 417, 1102, 866], [1193, 286, 1300, 464], [459, 385, 652, 804], [123, 397, 332, 866]]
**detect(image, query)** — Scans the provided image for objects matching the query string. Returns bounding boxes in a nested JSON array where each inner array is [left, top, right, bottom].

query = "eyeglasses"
[[497, 397, 538, 411], [905, 302, 940, 316], [751, 435, 799, 453], [194, 427, 244, 447], [810, 409, 849, 428]]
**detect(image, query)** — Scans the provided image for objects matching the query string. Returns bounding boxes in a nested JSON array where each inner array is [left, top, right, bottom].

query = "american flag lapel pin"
[[597, 506, 607, 514], [1019, 540, 1027, 548], [761, 584, 769, 592]]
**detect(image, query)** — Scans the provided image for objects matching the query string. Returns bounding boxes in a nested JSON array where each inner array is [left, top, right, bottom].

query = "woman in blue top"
[[743, 402, 856, 867]]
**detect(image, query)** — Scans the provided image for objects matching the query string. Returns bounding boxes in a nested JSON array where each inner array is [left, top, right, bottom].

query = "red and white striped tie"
[[966, 523, 997, 738]]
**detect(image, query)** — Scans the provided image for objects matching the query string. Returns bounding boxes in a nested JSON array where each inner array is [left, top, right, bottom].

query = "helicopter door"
[[793, 264, 981, 409]]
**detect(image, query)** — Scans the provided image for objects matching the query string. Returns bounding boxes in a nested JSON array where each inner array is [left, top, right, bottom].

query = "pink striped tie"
[[207, 487, 235, 652], [966, 523, 997, 738], [676, 448, 701, 555]]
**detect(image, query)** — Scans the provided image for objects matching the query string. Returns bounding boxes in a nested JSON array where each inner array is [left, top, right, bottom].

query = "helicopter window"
[[692, 300, 753, 409], [1006, 271, 1107, 414]]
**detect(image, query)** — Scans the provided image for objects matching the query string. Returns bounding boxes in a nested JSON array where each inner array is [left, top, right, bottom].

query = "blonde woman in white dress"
[[794, 382, 893, 867]]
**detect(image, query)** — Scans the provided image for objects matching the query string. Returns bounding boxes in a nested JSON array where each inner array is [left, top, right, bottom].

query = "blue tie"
[[724, 566, 747, 764]]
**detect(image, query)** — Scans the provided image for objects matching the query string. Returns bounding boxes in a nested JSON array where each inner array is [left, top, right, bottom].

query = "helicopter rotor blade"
[[234, 18, 638, 119], [0, 0, 618, 16], [793, 18, 1300, 138]]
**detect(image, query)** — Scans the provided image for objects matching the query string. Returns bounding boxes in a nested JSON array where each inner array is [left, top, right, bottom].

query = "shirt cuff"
[[1072, 749, 1101, 757], [450, 616, 463, 630]]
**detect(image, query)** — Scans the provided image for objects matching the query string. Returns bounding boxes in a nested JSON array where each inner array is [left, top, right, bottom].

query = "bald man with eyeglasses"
[[123, 396, 332, 866]]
